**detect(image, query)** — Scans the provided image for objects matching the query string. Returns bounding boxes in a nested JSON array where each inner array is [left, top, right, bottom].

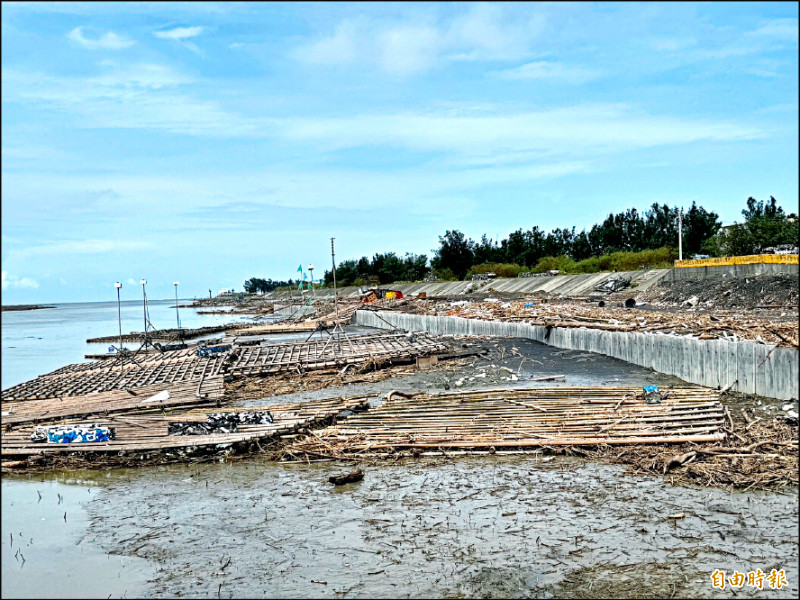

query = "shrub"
[[467, 262, 525, 278], [533, 255, 576, 273], [433, 268, 458, 281]]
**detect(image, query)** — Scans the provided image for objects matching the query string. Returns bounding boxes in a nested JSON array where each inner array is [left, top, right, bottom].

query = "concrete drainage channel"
[[353, 310, 799, 401]]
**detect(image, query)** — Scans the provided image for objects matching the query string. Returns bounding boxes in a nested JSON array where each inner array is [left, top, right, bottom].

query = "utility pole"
[[114, 282, 122, 350], [140, 279, 148, 349], [678, 207, 683, 261], [173, 281, 181, 331], [331, 237, 338, 319]]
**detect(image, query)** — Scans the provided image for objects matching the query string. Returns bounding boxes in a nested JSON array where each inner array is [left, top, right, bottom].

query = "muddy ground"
[[71, 457, 800, 598], [3, 334, 797, 598]]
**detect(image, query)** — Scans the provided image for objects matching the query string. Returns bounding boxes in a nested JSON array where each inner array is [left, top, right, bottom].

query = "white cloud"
[[2, 67, 259, 136], [2, 271, 39, 289], [276, 104, 762, 158], [293, 3, 547, 75], [91, 62, 195, 89], [649, 37, 697, 52], [154, 26, 205, 55], [495, 61, 601, 83], [378, 26, 441, 75], [68, 26, 135, 50], [446, 2, 545, 61], [291, 21, 359, 66], [748, 18, 799, 43], [154, 26, 204, 41]]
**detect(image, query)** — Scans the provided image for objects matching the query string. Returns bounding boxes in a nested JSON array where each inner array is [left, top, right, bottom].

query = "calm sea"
[[1, 299, 254, 390]]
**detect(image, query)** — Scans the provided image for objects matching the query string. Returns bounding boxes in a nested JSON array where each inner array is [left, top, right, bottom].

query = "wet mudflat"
[[236, 334, 684, 409], [1, 476, 155, 599], [7, 457, 790, 599]]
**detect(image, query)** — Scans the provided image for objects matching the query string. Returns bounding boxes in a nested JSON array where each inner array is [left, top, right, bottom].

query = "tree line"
[[243, 277, 296, 294], [244, 196, 797, 290]]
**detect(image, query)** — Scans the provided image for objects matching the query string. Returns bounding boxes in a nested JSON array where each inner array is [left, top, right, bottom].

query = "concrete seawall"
[[353, 310, 798, 401], [665, 263, 798, 281]]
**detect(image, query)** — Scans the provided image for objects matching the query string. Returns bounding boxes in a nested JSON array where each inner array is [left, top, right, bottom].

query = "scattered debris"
[[329, 468, 364, 485], [392, 298, 798, 347], [643, 385, 662, 405], [30, 424, 116, 444], [168, 411, 274, 436], [595, 277, 631, 293]]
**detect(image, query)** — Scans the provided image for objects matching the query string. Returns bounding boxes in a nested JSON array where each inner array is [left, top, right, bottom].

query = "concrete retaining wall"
[[665, 263, 798, 281], [354, 310, 798, 401]]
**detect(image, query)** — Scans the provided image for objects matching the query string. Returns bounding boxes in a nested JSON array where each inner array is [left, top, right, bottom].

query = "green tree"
[[682, 202, 720, 255], [474, 235, 503, 264], [742, 196, 798, 250], [432, 230, 474, 280]]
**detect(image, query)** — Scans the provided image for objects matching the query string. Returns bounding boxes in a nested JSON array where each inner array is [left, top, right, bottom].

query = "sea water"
[[1, 299, 254, 390]]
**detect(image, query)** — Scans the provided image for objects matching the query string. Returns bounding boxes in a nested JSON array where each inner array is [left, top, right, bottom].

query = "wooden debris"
[[328, 468, 364, 485], [394, 299, 798, 348]]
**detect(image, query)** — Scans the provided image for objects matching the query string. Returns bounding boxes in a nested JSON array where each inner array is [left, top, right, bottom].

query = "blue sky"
[[2, 1, 798, 303]]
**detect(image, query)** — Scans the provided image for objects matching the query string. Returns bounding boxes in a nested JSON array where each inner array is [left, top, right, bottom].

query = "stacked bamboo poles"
[[1, 395, 370, 459], [227, 332, 447, 376], [1, 353, 227, 401], [87, 324, 236, 343], [2, 377, 224, 427], [283, 387, 725, 458]]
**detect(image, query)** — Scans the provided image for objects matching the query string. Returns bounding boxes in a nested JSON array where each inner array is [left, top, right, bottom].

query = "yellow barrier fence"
[[675, 254, 798, 268]]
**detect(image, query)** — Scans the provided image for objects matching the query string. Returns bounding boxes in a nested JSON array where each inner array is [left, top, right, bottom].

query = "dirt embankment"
[[637, 273, 799, 313]]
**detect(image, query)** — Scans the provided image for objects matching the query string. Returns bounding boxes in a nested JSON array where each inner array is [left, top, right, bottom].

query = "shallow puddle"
[[1, 475, 155, 599]]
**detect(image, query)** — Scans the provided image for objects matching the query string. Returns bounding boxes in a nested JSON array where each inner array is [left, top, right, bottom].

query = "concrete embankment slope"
[[267, 269, 670, 300], [353, 310, 798, 401]]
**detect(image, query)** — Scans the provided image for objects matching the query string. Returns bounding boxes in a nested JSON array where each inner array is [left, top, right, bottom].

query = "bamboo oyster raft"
[[283, 386, 726, 458]]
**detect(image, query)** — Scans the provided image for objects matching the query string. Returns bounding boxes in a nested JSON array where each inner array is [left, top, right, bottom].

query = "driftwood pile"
[[395, 299, 799, 347], [585, 401, 798, 491]]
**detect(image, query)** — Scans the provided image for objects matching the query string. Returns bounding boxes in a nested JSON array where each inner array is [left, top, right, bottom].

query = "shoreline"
[[1, 304, 56, 312]]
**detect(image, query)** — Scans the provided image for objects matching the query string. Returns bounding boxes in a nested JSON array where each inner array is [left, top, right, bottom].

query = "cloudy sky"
[[2, 1, 797, 303]]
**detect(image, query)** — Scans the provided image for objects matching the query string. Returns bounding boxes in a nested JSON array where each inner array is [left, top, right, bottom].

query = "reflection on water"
[[1, 476, 155, 599]]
